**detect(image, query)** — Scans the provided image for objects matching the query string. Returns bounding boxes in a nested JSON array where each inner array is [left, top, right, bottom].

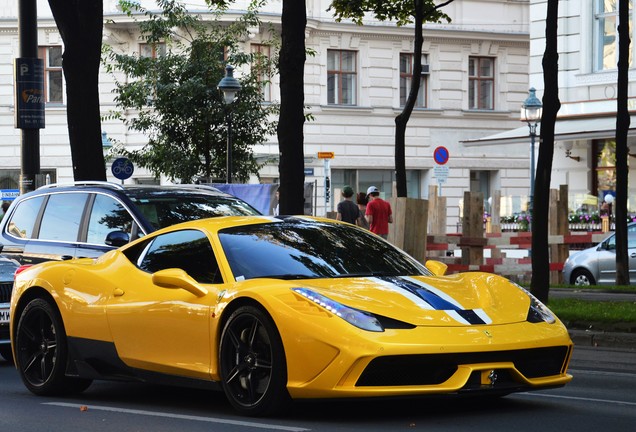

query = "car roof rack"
[[186, 184, 223, 193], [37, 181, 126, 190]]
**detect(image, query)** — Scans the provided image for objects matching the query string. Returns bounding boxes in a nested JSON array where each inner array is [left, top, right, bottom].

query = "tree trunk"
[[394, 0, 424, 198], [531, 0, 560, 303], [277, 0, 306, 214], [615, 0, 631, 285], [48, 0, 106, 181]]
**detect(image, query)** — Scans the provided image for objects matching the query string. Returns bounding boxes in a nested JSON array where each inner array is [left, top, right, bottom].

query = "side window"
[[4, 196, 45, 239], [137, 230, 221, 284], [38, 193, 87, 242], [86, 194, 134, 245]]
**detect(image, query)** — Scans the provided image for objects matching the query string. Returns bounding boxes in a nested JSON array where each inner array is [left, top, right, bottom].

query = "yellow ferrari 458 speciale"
[[10, 216, 573, 416]]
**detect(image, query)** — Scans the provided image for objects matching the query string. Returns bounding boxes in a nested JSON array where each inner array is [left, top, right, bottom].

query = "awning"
[[462, 115, 636, 146]]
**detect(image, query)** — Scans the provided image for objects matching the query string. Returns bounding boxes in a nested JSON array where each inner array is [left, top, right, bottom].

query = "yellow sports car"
[[10, 216, 573, 416]]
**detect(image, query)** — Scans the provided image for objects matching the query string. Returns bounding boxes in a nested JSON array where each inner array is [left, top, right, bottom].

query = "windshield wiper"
[[264, 274, 315, 280], [332, 272, 390, 278]]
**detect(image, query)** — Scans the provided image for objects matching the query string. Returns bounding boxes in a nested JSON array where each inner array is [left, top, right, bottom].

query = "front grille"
[[356, 346, 570, 387], [0, 282, 12, 303]]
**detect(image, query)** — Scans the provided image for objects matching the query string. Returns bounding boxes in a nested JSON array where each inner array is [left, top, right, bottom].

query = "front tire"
[[15, 298, 91, 395], [219, 305, 289, 416], [571, 269, 596, 286]]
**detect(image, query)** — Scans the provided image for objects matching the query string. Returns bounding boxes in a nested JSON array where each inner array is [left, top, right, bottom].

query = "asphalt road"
[[1, 345, 634, 432]]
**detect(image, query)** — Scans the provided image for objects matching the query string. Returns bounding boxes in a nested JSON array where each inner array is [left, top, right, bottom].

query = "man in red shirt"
[[365, 186, 392, 239]]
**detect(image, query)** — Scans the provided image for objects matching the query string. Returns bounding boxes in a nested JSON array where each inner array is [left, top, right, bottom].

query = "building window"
[[251, 44, 271, 102], [331, 169, 421, 200], [594, 0, 633, 71], [327, 50, 357, 105], [400, 53, 427, 108], [38, 46, 63, 103], [468, 57, 494, 110], [593, 140, 617, 197], [0, 169, 56, 190], [140, 42, 166, 58]]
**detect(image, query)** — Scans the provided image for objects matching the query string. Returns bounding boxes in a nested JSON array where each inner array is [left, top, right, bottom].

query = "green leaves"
[[105, 1, 279, 183], [329, 0, 451, 27]]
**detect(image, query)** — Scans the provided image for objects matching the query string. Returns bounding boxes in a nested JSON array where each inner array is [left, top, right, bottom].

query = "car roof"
[[124, 215, 326, 238], [35, 182, 229, 197]]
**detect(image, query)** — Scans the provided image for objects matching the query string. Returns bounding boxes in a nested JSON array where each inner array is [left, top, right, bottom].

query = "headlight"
[[292, 287, 384, 332], [515, 284, 556, 324]]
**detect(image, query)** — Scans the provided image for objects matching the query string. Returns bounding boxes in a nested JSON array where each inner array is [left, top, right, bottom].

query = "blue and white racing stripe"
[[372, 276, 492, 325]]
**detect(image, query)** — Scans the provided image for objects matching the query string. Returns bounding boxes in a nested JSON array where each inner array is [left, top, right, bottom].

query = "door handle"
[[113, 288, 125, 297]]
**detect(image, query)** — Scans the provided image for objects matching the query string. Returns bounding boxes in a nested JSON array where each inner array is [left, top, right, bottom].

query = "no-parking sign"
[[433, 146, 449, 165], [433, 146, 450, 185]]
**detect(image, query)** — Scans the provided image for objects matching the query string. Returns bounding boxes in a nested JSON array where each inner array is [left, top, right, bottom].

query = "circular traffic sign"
[[111, 157, 134, 180], [433, 146, 450, 165]]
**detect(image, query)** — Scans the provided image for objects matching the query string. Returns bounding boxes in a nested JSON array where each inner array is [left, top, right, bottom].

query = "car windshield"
[[218, 220, 430, 280], [130, 194, 260, 229]]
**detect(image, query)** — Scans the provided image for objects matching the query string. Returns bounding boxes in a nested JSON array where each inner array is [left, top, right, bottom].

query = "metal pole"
[[226, 109, 232, 184], [18, 0, 40, 194], [529, 124, 536, 232]]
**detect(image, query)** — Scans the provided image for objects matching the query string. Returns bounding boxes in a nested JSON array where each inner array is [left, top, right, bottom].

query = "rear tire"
[[571, 269, 596, 286], [219, 305, 289, 416], [15, 298, 92, 395]]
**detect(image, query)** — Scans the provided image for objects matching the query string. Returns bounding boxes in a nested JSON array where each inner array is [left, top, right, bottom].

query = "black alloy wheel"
[[15, 298, 91, 395], [219, 305, 289, 416]]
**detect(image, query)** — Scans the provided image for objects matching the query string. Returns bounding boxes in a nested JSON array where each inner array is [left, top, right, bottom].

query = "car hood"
[[284, 272, 532, 327]]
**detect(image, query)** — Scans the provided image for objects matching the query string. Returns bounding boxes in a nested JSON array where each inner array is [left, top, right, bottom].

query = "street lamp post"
[[217, 65, 242, 184], [521, 87, 543, 231]]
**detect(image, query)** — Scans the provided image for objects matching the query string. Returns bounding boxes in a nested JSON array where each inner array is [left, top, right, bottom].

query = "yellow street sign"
[[317, 152, 335, 159]]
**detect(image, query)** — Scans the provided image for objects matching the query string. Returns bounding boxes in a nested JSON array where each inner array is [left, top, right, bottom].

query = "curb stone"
[[569, 329, 636, 350]]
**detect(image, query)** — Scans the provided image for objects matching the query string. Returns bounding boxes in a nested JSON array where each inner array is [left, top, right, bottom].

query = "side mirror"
[[152, 268, 208, 297], [105, 230, 130, 247], [425, 260, 448, 276]]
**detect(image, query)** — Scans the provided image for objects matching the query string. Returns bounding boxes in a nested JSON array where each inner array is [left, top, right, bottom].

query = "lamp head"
[[521, 87, 543, 124], [217, 65, 242, 104]]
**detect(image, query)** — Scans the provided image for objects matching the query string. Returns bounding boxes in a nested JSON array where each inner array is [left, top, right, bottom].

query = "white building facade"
[[473, 0, 636, 217], [0, 0, 535, 231]]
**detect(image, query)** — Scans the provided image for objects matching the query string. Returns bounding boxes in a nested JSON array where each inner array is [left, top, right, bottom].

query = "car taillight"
[[14, 265, 33, 279]]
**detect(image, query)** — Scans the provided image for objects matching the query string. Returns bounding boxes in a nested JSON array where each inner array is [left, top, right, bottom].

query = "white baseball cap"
[[366, 186, 379, 197]]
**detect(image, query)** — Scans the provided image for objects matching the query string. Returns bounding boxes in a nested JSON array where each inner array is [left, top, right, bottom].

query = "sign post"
[[433, 146, 450, 196], [317, 152, 335, 210]]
